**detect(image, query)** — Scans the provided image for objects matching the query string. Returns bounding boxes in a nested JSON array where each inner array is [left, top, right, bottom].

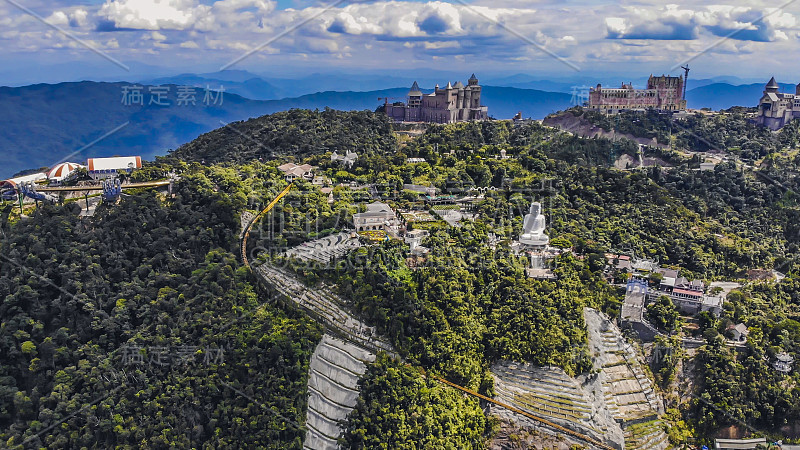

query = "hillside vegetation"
[[171, 108, 398, 164], [0, 170, 321, 448], [3, 109, 800, 447]]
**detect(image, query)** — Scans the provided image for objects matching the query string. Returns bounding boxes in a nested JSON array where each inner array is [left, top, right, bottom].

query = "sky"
[[1, 0, 800, 86]]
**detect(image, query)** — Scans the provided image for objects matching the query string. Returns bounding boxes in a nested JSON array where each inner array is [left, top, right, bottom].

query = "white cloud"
[[99, 0, 211, 30], [605, 5, 800, 42], [46, 11, 70, 26], [1, 0, 800, 79], [70, 9, 89, 27], [213, 0, 274, 14]]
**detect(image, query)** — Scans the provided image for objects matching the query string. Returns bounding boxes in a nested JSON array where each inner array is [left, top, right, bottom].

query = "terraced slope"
[[304, 335, 376, 450], [491, 362, 610, 445], [285, 232, 362, 264], [254, 263, 395, 356], [624, 419, 671, 450], [490, 309, 672, 450], [584, 308, 670, 450], [251, 259, 396, 449]]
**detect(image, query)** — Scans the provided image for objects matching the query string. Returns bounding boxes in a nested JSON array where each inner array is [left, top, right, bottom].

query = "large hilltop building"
[[384, 74, 489, 124], [588, 74, 686, 114], [754, 77, 800, 130]]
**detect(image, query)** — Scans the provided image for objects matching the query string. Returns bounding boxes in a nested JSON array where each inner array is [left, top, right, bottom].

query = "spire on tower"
[[408, 81, 422, 97], [765, 77, 780, 94], [766, 76, 779, 89]]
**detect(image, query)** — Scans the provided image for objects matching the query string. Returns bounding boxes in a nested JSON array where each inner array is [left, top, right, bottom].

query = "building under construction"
[[588, 74, 687, 114]]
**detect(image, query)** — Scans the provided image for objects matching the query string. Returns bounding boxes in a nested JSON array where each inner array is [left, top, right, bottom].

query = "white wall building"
[[774, 352, 794, 374], [87, 156, 142, 180], [755, 77, 800, 130], [1, 172, 48, 199], [353, 202, 397, 231]]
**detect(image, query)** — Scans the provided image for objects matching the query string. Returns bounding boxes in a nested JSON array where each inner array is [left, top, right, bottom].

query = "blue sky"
[[1, 0, 799, 85]]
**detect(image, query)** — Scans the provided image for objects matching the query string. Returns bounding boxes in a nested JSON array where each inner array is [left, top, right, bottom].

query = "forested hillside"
[[342, 355, 489, 449], [171, 108, 398, 164], [0, 170, 321, 447], [4, 109, 800, 447], [547, 107, 800, 161]]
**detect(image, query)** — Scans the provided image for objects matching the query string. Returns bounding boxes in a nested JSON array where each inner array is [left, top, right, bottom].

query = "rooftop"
[[732, 323, 749, 336], [715, 437, 767, 449], [354, 202, 396, 219], [277, 163, 314, 177], [87, 156, 142, 172]]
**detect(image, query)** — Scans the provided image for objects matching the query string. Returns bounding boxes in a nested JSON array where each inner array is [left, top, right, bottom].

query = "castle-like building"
[[384, 74, 489, 123], [588, 75, 686, 114], [754, 77, 800, 130]]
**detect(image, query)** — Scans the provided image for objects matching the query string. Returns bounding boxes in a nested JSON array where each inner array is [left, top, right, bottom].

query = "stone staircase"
[[255, 264, 395, 356]]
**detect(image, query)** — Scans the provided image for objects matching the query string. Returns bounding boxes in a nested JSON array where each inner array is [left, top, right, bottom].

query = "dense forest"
[[4, 108, 800, 447], [0, 172, 321, 448], [341, 354, 490, 449], [171, 108, 397, 164], [558, 106, 800, 161], [303, 226, 614, 391]]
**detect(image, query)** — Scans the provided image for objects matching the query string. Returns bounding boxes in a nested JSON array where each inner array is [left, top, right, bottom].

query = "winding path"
[[239, 192, 619, 450]]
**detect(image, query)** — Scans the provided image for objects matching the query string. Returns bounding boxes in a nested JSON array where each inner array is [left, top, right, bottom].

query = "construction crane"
[[241, 182, 294, 268], [681, 64, 690, 100], [377, 96, 401, 106]]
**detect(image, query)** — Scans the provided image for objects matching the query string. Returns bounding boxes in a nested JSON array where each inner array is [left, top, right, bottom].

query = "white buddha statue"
[[519, 202, 549, 247]]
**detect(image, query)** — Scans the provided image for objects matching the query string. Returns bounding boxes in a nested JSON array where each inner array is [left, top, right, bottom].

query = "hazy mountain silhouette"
[[686, 82, 797, 110], [0, 82, 571, 178]]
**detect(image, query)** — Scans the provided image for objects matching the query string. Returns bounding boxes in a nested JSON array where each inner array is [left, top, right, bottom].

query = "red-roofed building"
[[647, 268, 723, 315]]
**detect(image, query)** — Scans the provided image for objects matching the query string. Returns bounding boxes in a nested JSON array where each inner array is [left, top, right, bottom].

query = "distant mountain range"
[[0, 81, 571, 178], [138, 70, 766, 98], [1, 67, 792, 178], [143, 73, 284, 101], [686, 82, 797, 110], [140, 70, 427, 100]]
